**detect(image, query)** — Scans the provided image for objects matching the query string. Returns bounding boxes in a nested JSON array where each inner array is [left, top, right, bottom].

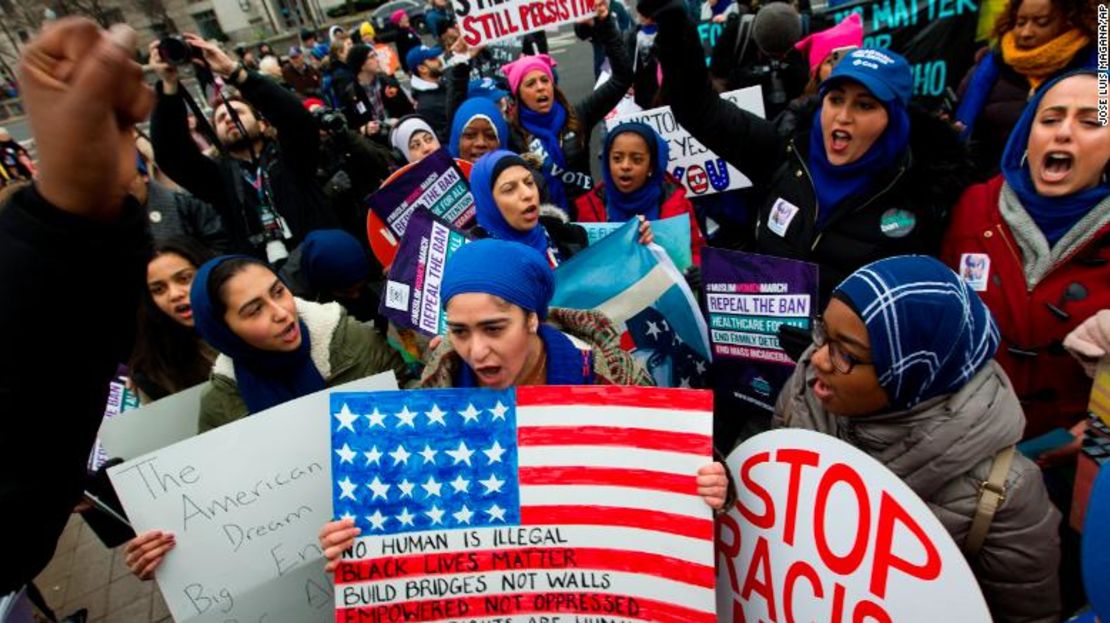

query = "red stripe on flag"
[[521, 506, 713, 541], [519, 466, 698, 495], [518, 426, 711, 454], [335, 592, 716, 623], [334, 547, 714, 588], [517, 386, 713, 412]]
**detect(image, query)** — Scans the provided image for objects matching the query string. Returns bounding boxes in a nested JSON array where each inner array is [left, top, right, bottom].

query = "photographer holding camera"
[[303, 97, 395, 246], [149, 33, 340, 264], [338, 44, 413, 145]]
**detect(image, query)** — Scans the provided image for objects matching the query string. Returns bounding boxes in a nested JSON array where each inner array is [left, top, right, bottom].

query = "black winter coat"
[[651, 3, 971, 300], [507, 14, 634, 212], [151, 72, 340, 258], [0, 186, 149, 593]]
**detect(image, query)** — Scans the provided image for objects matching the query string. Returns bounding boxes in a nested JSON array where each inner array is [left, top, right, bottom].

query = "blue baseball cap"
[[405, 45, 443, 72], [823, 48, 913, 108]]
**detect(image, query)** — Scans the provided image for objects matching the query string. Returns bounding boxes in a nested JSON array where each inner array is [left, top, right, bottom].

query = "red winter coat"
[[574, 176, 706, 266], [941, 175, 1110, 439]]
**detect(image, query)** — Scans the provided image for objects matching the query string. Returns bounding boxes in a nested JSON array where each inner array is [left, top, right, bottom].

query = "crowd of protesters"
[[1, 0, 1108, 621]]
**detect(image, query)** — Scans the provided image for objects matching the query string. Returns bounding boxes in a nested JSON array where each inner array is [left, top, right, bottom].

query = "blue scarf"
[[954, 51, 1001, 142], [833, 255, 1000, 411], [601, 122, 669, 223], [456, 324, 594, 386], [471, 150, 557, 260], [448, 97, 509, 159], [710, 0, 734, 17], [519, 100, 569, 209], [807, 100, 911, 227], [191, 256, 326, 415], [1000, 69, 1110, 246]]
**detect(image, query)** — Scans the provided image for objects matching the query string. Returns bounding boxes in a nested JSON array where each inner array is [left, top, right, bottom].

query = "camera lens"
[[158, 37, 192, 65]]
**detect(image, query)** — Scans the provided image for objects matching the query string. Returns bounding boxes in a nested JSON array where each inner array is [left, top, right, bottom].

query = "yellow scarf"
[[1001, 29, 1090, 91]]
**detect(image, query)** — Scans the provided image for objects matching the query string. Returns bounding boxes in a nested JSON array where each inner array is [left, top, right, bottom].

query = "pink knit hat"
[[501, 54, 557, 96], [794, 13, 863, 78], [389, 9, 407, 25]]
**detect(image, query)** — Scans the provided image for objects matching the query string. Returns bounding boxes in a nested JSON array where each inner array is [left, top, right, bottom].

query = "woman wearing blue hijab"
[[775, 255, 1061, 623], [189, 255, 405, 431], [942, 70, 1110, 447], [447, 97, 509, 162], [638, 0, 971, 300], [470, 150, 655, 268]]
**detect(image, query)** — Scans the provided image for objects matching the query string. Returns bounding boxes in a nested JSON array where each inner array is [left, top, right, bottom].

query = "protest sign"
[[702, 248, 818, 429], [818, 0, 981, 101], [97, 382, 206, 460], [487, 39, 523, 65], [576, 214, 693, 272], [330, 385, 716, 622], [374, 43, 400, 75], [716, 429, 992, 623], [366, 148, 476, 242], [606, 86, 765, 197], [109, 373, 399, 623], [453, 0, 597, 47], [553, 219, 711, 389], [381, 210, 470, 337], [88, 365, 141, 471]]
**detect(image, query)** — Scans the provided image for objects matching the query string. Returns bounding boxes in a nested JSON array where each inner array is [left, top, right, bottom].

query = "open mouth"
[[475, 365, 503, 383], [521, 204, 539, 221], [616, 174, 635, 188], [1040, 151, 1074, 183], [277, 321, 300, 344], [829, 129, 852, 153], [811, 376, 834, 402], [534, 95, 550, 106], [173, 303, 193, 320]]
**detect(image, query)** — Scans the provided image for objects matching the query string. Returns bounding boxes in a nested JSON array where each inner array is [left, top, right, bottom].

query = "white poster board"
[[109, 373, 398, 623], [454, 0, 596, 47], [606, 86, 765, 197], [716, 429, 991, 622], [97, 382, 207, 460]]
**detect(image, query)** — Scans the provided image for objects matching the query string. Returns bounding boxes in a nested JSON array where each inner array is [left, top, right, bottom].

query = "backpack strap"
[[964, 445, 1016, 557], [733, 13, 756, 62]]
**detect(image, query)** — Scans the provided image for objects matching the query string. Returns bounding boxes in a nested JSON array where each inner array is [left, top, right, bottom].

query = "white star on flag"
[[335, 443, 356, 464], [489, 401, 509, 420], [425, 404, 447, 426], [363, 446, 383, 466], [340, 510, 355, 522], [450, 474, 470, 493], [394, 406, 417, 428], [458, 403, 481, 423], [365, 408, 386, 428], [483, 441, 506, 464], [389, 444, 411, 466], [479, 474, 505, 494], [396, 507, 415, 527], [421, 476, 443, 498], [334, 404, 358, 432], [419, 445, 438, 464], [426, 505, 445, 525], [366, 476, 390, 501], [446, 441, 474, 465], [453, 505, 474, 525], [366, 510, 387, 531], [486, 504, 507, 522], [646, 320, 662, 340], [398, 479, 415, 498], [337, 476, 357, 501]]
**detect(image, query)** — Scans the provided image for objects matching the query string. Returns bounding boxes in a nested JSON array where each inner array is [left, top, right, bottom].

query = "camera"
[[312, 107, 348, 134], [158, 36, 203, 66]]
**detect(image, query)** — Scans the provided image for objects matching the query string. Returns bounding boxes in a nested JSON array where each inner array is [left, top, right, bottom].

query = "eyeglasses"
[[812, 317, 873, 375]]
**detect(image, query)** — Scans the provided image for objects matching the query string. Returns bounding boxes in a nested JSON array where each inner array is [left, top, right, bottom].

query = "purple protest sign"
[[366, 148, 475, 239], [380, 210, 470, 337], [702, 249, 818, 437]]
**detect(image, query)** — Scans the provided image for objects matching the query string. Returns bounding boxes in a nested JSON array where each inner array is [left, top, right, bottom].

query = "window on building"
[[192, 9, 226, 40]]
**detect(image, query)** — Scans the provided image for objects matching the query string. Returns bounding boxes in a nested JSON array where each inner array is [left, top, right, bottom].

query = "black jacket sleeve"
[[0, 185, 150, 594], [444, 60, 472, 136], [150, 84, 227, 207], [237, 71, 321, 178], [649, 0, 783, 186], [176, 191, 233, 253], [573, 14, 635, 134]]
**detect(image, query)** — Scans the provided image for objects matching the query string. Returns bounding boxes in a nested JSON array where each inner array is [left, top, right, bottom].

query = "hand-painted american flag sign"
[[329, 386, 716, 623]]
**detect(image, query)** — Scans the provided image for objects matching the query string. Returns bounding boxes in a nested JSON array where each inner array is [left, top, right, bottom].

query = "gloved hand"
[[324, 169, 352, 198], [683, 264, 702, 294], [1064, 309, 1110, 378]]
